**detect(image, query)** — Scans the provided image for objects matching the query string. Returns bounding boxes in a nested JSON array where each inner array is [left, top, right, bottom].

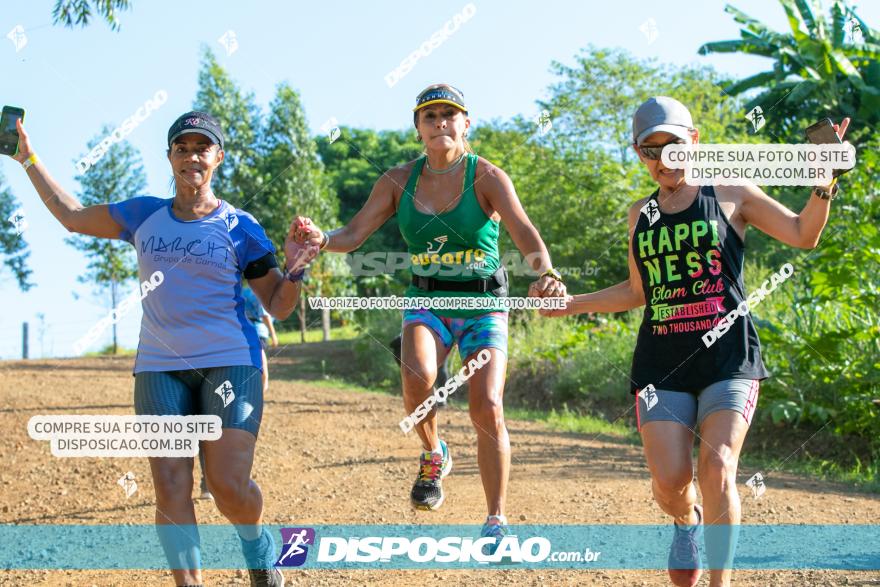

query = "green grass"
[[504, 405, 638, 442], [276, 324, 358, 345], [84, 345, 136, 357], [297, 376, 395, 397], [737, 449, 880, 494]]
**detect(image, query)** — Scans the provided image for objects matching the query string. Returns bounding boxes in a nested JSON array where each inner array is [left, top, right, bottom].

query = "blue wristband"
[[286, 268, 305, 283]]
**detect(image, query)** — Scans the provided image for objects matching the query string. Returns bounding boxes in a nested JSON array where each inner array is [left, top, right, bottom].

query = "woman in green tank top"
[[294, 84, 564, 550]]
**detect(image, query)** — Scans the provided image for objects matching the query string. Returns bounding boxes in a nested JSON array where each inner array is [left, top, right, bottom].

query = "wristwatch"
[[812, 183, 839, 200], [540, 268, 563, 282]]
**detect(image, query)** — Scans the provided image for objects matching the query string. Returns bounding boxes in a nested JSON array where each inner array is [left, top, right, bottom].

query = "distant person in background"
[[243, 284, 279, 393]]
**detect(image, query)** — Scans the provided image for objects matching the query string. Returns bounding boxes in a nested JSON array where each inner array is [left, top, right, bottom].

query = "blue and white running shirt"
[[108, 197, 275, 373]]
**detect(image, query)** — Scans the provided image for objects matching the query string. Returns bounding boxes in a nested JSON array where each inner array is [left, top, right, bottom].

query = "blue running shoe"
[[480, 514, 510, 557], [668, 504, 703, 587]]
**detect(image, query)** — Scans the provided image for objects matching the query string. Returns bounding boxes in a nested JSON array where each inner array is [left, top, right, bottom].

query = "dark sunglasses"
[[637, 139, 686, 161]]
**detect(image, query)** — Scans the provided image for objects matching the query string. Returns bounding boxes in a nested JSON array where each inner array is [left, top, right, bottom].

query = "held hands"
[[529, 272, 571, 318], [293, 216, 324, 248], [284, 218, 321, 275], [529, 273, 566, 299]]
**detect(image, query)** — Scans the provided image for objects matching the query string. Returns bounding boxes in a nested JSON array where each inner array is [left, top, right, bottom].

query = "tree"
[[259, 83, 340, 339], [473, 48, 754, 293], [316, 127, 422, 258], [698, 1, 880, 464], [699, 0, 880, 145], [52, 0, 132, 30], [67, 129, 143, 354], [0, 171, 33, 290], [193, 47, 262, 209], [542, 46, 752, 163], [192, 52, 344, 338]]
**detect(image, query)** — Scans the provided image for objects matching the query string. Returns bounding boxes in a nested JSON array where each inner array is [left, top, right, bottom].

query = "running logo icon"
[[6, 25, 27, 52], [638, 384, 658, 411], [320, 117, 341, 144], [745, 472, 766, 499], [7, 209, 27, 236], [746, 106, 765, 133], [640, 200, 660, 226], [639, 18, 659, 44], [275, 528, 315, 567], [214, 380, 235, 408], [224, 211, 239, 231], [117, 471, 137, 498], [536, 110, 552, 135], [217, 30, 239, 56], [426, 235, 448, 254]]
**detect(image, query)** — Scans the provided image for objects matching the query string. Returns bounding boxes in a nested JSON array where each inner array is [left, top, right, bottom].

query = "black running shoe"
[[410, 440, 452, 510], [248, 567, 284, 587]]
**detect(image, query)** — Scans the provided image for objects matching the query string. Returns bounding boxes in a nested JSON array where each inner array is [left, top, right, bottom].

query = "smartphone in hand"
[[0, 106, 25, 156], [805, 118, 847, 177]]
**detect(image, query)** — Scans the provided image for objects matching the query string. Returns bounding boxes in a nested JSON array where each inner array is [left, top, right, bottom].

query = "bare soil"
[[0, 352, 877, 586]]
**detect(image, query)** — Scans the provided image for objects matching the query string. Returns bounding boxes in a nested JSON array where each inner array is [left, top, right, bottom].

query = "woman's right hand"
[[293, 216, 324, 247], [9, 118, 33, 164]]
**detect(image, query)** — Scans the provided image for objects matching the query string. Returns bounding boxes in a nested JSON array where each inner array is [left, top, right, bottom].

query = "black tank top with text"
[[629, 185, 769, 394]]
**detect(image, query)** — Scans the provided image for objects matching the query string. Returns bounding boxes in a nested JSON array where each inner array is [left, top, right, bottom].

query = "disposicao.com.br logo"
[[275, 527, 556, 567]]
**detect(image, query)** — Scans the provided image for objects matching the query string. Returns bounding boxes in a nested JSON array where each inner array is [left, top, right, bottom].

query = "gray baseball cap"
[[632, 96, 694, 145]]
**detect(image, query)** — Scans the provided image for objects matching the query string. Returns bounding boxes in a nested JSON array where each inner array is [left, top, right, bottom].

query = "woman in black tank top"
[[543, 96, 849, 587]]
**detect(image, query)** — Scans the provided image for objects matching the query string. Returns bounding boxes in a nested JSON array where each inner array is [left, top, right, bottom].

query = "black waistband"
[[411, 274, 502, 293]]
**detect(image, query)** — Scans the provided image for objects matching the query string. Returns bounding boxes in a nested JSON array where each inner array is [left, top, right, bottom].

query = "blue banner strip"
[[0, 524, 877, 570]]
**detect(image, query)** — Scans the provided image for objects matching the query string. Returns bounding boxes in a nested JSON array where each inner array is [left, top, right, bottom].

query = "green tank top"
[[398, 153, 502, 318]]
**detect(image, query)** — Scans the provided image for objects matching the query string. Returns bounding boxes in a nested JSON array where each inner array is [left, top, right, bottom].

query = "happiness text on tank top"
[[636, 219, 728, 336]]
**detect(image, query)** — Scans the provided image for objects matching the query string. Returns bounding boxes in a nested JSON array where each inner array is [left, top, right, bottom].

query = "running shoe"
[[241, 529, 284, 586], [248, 567, 284, 587], [668, 504, 703, 587], [410, 439, 452, 510], [480, 514, 510, 557]]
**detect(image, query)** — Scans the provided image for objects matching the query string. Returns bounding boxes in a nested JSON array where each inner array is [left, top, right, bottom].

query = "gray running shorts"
[[635, 378, 760, 431]]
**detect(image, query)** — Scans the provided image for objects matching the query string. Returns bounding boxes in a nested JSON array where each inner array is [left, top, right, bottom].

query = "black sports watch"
[[812, 183, 839, 200]]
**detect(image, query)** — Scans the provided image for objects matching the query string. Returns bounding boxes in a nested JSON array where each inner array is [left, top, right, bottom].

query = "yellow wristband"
[[22, 153, 38, 170]]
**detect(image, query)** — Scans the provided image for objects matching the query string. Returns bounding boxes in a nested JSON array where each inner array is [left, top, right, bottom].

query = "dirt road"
[[0, 350, 878, 586]]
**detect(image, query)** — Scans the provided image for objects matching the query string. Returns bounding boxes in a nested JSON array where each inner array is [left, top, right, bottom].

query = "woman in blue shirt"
[[8, 111, 313, 587]]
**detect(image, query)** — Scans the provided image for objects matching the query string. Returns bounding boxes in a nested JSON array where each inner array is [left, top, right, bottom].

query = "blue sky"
[[1, 0, 876, 358]]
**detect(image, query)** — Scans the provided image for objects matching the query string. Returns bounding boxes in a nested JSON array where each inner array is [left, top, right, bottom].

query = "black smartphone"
[[805, 118, 841, 145], [0, 106, 25, 156], [805, 117, 846, 177]]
